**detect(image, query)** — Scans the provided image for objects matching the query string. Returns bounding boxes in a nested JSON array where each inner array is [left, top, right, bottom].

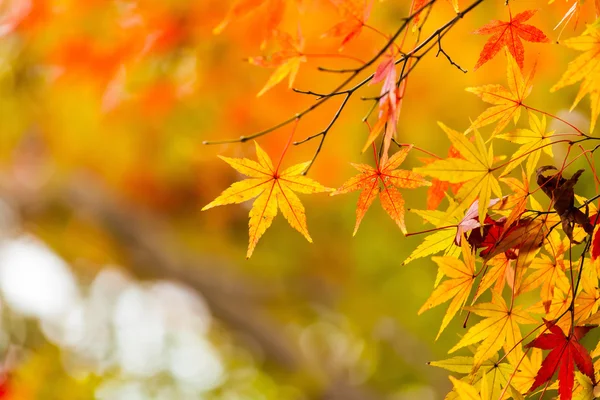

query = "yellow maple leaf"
[[551, 23, 600, 132], [414, 122, 502, 225], [510, 347, 542, 395], [249, 28, 307, 97], [497, 112, 554, 178], [419, 238, 476, 339], [517, 230, 570, 313], [449, 376, 482, 400], [449, 290, 537, 368], [202, 141, 332, 258], [466, 50, 534, 136]]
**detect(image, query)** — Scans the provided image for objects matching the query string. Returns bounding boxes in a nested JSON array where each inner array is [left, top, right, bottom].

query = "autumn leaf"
[[436, 355, 516, 400], [498, 172, 530, 230], [472, 253, 513, 301], [511, 348, 543, 395], [551, 23, 600, 132], [202, 141, 332, 258], [526, 319, 596, 400], [449, 376, 482, 400], [518, 231, 570, 313], [450, 290, 536, 368], [415, 122, 501, 225], [497, 112, 554, 178], [213, 0, 285, 46], [424, 144, 463, 210], [455, 198, 502, 245], [466, 50, 534, 136], [322, 0, 373, 48], [402, 225, 457, 266], [249, 28, 307, 96], [473, 9, 549, 71], [481, 215, 547, 283], [419, 238, 476, 339], [573, 372, 594, 400], [332, 145, 430, 235], [363, 51, 400, 153], [575, 284, 600, 326], [536, 166, 594, 241], [428, 355, 475, 374]]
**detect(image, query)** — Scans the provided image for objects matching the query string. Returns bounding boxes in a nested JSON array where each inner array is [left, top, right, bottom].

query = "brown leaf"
[[536, 166, 593, 241]]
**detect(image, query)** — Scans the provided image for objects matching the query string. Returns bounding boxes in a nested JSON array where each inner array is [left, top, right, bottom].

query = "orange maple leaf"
[[473, 9, 549, 71], [423, 145, 462, 210], [249, 28, 307, 96], [202, 141, 332, 258], [332, 145, 430, 235], [213, 0, 285, 46], [322, 0, 373, 49], [466, 50, 534, 136]]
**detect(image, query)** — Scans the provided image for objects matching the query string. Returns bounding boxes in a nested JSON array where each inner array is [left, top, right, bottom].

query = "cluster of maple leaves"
[[204, 1, 600, 399]]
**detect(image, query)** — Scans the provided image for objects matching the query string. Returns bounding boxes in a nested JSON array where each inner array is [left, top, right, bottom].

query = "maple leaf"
[[419, 238, 476, 339], [466, 50, 534, 136], [249, 28, 307, 96], [415, 122, 501, 226], [573, 372, 595, 400], [450, 290, 536, 368], [551, 23, 600, 132], [332, 145, 430, 235], [402, 225, 457, 266], [512, 347, 543, 394], [536, 166, 594, 241], [433, 354, 517, 400], [526, 319, 596, 400], [363, 51, 400, 153], [481, 214, 549, 285], [497, 112, 554, 178], [518, 230, 570, 313], [455, 198, 502, 245], [202, 141, 332, 258], [213, 0, 285, 46], [322, 0, 373, 49], [449, 376, 482, 400], [473, 9, 549, 71], [498, 172, 530, 230], [424, 145, 463, 210], [473, 253, 513, 301]]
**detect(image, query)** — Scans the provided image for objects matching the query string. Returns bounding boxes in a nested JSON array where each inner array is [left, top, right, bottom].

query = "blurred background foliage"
[[0, 0, 597, 399]]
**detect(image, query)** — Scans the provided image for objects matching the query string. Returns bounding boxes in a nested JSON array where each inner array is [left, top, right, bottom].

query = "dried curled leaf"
[[536, 166, 593, 241]]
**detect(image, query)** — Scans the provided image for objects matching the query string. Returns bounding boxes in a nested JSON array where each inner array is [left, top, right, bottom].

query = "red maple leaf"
[[323, 0, 373, 49], [526, 319, 596, 400], [473, 9, 549, 70]]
